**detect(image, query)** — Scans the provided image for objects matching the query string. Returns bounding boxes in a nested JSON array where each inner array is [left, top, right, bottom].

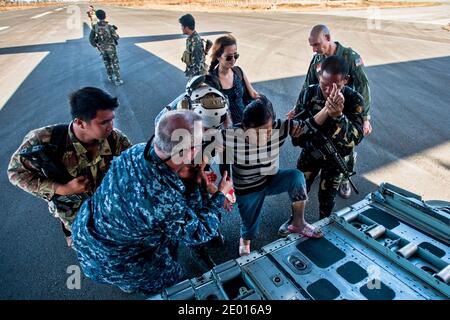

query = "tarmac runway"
[[0, 3, 449, 299]]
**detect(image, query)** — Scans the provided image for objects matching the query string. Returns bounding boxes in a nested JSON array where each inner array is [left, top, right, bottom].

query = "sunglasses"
[[223, 53, 239, 62]]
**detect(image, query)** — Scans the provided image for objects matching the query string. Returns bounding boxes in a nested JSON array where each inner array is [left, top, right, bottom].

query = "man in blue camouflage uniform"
[[179, 14, 208, 79], [299, 24, 371, 199], [72, 110, 232, 294], [279, 56, 364, 235]]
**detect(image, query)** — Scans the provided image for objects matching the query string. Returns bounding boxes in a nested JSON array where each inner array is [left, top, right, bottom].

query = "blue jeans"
[[235, 169, 308, 240]]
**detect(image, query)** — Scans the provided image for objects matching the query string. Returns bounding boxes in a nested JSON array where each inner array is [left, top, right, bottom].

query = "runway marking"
[[362, 141, 450, 201], [54, 8, 64, 12], [30, 12, 52, 19], [0, 51, 49, 111], [0, 26, 10, 32]]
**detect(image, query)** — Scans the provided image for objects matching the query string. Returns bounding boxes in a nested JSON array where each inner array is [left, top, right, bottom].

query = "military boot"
[[339, 180, 352, 199]]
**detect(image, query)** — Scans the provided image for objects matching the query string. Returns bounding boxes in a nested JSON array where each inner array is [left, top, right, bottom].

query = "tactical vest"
[[181, 35, 210, 73]]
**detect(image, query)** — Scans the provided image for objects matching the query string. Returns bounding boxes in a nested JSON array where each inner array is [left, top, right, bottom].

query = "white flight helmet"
[[177, 76, 230, 129]]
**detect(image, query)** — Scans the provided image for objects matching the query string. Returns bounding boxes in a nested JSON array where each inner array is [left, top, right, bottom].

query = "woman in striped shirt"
[[218, 95, 323, 256]]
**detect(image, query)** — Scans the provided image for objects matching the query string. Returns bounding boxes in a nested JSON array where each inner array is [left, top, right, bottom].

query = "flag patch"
[[316, 63, 322, 73], [355, 58, 364, 67], [356, 105, 364, 113]]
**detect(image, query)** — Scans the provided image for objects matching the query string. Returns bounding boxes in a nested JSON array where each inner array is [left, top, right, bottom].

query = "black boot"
[[190, 245, 216, 271], [209, 231, 225, 247]]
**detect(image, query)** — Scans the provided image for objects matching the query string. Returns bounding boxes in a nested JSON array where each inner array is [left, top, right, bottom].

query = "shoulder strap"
[[232, 66, 244, 82], [50, 124, 69, 152], [48, 124, 73, 182], [49, 124, 69, 166]]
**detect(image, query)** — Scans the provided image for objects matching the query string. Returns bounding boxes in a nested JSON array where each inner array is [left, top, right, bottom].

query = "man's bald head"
[[310, 24, 330, 38], [308, 24, 333, 56]]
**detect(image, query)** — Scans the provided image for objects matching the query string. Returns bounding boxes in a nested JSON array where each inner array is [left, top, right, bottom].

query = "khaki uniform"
[[182, 31, 207, 78]]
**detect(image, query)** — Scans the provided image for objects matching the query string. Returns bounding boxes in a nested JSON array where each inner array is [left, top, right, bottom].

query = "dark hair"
[[69, 87, 118, 122], [209, 34, 237, 73], [95, 9, 106, 20], [179, 14, 195, 30], [320, 55, 349, 77], [242, 95, 275, 128], [203, 74, 222, 90]]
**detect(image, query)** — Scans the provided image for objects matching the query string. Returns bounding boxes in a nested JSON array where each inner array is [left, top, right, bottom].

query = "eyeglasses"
[[223, 53, 239, 62]]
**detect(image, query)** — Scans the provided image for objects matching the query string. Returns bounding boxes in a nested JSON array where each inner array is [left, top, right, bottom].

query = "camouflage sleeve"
[[294, 87, 309, 115], [110, 25, 119, 41], [329, 90, 365, 149], [301, 56, 319, 92], [111, 129, 132, 155], [89, 29, 97, 48], [292, 88, 311, 147], [178, 191, 225, 247], [190, 37, 205, 76], [350, 54, 371, 120], [7, 128, 56, 201]]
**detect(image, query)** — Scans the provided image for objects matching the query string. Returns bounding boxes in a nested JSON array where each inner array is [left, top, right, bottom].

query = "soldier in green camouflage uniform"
[[89, 10, 123, 85], [279, 56, 364, 235], [8, 87, 131, 247], [179, 14, 207, 79], [86, 5, 98, 28], [299, 24, 372, 199]]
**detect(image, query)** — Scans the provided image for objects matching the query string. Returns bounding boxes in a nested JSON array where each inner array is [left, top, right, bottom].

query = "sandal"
[[288, 223, 323, 238], [239, 238, 251, 256]]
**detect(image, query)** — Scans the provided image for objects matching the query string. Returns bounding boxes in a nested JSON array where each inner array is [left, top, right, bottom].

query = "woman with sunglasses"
[[209, 35, 259, 125]]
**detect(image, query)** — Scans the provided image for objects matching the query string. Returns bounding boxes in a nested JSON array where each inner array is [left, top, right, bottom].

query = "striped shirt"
[[218, 119, 294, 195]]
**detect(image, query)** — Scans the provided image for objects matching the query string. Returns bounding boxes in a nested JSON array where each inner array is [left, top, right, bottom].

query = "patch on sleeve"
[[355, 105, 364, 114], [315, 63, 322, 73], [355, 57, 364, 67]]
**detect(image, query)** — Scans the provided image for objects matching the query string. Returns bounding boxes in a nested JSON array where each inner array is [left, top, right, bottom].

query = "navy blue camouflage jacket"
[[72, 143, 225, 294]]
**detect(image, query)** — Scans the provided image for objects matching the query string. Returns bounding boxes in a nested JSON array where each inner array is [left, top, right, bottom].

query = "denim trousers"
[[235, 169, 307, 240]]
